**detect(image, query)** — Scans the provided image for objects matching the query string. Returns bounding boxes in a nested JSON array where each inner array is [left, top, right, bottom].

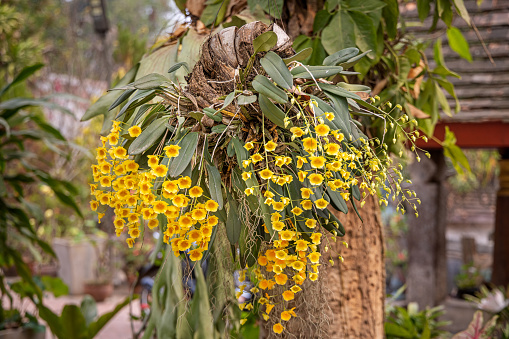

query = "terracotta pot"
[[83, 281, 113, 302]]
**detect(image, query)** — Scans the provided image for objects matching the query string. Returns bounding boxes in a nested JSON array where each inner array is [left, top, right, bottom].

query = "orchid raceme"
[[89, 27, 425, 335]]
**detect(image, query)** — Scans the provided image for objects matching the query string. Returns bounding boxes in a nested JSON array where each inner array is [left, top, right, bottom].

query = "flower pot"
[[0, 327, 45, 339], [52, 237, 105, 294], [83, 281, 113, 302]]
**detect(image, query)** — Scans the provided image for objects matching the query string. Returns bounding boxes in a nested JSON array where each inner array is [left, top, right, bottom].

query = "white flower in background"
[[478, 290, 509, 313]]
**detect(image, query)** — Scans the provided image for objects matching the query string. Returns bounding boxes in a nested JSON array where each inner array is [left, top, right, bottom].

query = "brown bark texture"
[[280, 194, 385, 339]]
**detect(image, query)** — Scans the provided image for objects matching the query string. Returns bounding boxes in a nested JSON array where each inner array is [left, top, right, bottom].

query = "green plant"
[[385, 302, 450, 339], [1, 64, 81, 306], [37, 295, 129, 339], [456, 263, 483, 290], [465, 285, 509, 338]]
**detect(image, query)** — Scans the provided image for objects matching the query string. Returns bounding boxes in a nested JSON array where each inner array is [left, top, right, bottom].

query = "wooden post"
[[491, 150, 509, 286], [406, 150, 448, 307]]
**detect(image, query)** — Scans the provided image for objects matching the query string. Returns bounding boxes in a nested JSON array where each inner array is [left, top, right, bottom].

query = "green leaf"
[[231, 137, 249, 164], [435, 82, 451, 117], [80, 295, 98, 326], [447, 27, 472, 62], [322, 11, 356, 56], [211, 124, 227, 134], [128, 117, 168, 155], [382, 0, 399, 39], [326, 187, 348, 214], [115, 89, 156, 119], [41, 276, 68, 297], [82, 64, 139, 121], [88, 297, 130, 338], [452, 0, 471, 25], [350, 11, 378, 57], [248, 0, 283, 18], [283, 48, 313, 64], [291, 65, 344, 79], [126, 73, 169, 90], [349, 190, 363, 223], [417, 0, 431, 21], [339, 50, 371, 69], [313, 10, 332, 33], [169, 132, 199, 177], [60, 304, 88, 338], [205, 110, 223, 122], [323, 47, 359, 66], [226, 191, 242, 245], [319, 83, 362, 100], [258, 94, 287, 128], [237, 94, 257, 105], [167, 61, 189, 74], [0, 63, 44, 98], [253, 31, 277, 54], [443, 127, 471, 174], [384, 322, 413, 338], [252, 75, 288, 104], [108, 89, 136, 111], [207, 164, 224, 209], [260, 51, 293, 89], [336, 82, 371, 93], [344, 0, 386, 12]]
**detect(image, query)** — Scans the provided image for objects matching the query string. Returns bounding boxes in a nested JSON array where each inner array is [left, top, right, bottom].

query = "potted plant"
[[0, 309, 45, 339], [456, 263, 483, 299], [83, 236, 115, 302]]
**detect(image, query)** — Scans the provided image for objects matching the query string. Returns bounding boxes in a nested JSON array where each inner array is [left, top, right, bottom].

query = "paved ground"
[[41, 285, 142, 339]]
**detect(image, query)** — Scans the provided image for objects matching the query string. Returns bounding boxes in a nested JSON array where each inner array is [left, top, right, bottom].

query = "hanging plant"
[[89, 22, 423, 334]]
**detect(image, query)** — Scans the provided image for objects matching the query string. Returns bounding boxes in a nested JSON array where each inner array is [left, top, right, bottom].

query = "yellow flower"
[[315, 198, 328, 209], [273, 323, 284, 334], [177, 176, 192, 189], [272, 202, 285, 211], [108, 133, 119, 145], [126, 238, 135, 248], [325, 143, 340, 156], [291, 261, 305, 271], [295, 240, 308, 251], [245, 187, 254, 196], [290, 285, 302, 293], [273, 221, 285, 231], [164, 145, 181, 158], [251, 153, 263, 163], [309, 272, 318, 281], [305, 218, 317, 228], [205, 200, 219, 212], [302, 137, 318, 152], [189, 249, 203, 261], [242, 160, 251, 168], [162, 180, 179, 194], [153, 200, 168, 214], [113, 146, 128, 159], [242, 172, 252, 181], [308, 252, 321, 263], [275, 273, 288, 285], [96, 147, 107, 159], [280, 230, 295, 241], [300, 200, 312, 210], [90, 201, 99, 211], [315, 123, 330, 137], [281, 311, 292, 321], [290, 127, 304, 138], [188, 230, 202, 242], [282, 290, 294, 301], [309, 156, 326, 169], [325, 112, 335, 120], [259, 168, 273, 180], [244, 142, 254, 150], [258, 256, 268, 266], [310, 233, 322, 244], [191, 208, 207, 220], [189, 186, 203, 198], [298, 171, 307, 182], [178, 239, 192, 251], [152, 164, 168, 177], [201, 225, 212, 237], [265, 140, 277, 152], [308, 173, 323, 185], [147, 155, 159, 168], [128, 125, 142, 137], [179, 215, 194, 227], [207, 215, 219, 226], [275, 250, 287, 260], [172, 194, 189, 208], [147, 219, 159, 229], [291, 207, 303, 216]]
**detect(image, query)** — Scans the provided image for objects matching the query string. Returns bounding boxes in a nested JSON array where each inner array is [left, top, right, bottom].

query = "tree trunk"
[[279, 194, 385, 339]]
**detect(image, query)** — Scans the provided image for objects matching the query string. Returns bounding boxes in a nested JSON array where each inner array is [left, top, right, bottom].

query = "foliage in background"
[[385, 302, 450, 339], [447, 149, 499, 194], [455, 263, 483, 290], [465, 285, 509, 338]]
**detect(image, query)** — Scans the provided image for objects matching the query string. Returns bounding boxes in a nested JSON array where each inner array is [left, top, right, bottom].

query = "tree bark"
[[277, 194, 385, 339]]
